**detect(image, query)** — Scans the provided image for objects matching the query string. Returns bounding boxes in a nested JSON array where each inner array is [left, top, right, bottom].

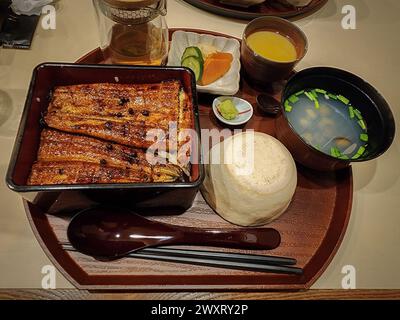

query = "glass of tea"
[[241, 17, 308, 86], [93, 0, 168, 66]]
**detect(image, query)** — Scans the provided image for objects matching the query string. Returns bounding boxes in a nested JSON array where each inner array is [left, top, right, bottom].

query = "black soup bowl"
[[275, 67, 396, 171]]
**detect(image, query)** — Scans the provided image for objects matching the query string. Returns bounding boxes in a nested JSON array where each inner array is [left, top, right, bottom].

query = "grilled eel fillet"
[[44, 81, 193, 151], [27, 129, 185, 185]]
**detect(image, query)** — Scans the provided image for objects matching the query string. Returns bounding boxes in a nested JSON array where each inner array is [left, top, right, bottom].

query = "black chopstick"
[[135, 250, 303, 275], [144, 247, 297, 266], [59, 242, 296, 266], [61, 244, 302, 275]]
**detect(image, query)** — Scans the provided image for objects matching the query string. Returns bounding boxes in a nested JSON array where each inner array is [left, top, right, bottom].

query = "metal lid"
[[99, 0, 166, 24]]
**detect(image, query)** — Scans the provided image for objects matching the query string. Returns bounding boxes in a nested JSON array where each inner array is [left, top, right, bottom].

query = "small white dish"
[[168, 31, 241, 96], [212, 96, 254, 126]]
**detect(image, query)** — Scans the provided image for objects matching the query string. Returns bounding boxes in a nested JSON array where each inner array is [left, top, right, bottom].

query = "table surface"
[[0, 0, 399, 292]]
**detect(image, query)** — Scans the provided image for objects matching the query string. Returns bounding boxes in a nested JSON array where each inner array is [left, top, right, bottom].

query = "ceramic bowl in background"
[[241, 16, 308, 86]]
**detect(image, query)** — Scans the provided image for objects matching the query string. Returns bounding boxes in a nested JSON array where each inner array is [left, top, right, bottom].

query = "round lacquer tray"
[[24, 29, 352, 290], [183, 0, 328, 20]]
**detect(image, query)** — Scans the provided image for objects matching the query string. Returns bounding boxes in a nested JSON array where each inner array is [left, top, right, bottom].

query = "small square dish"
[[168, 31, 241, 96]]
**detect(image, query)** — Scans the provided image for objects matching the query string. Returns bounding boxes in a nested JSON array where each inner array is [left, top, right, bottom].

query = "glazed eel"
[[27, 129, 185, 185], [43, 81, 193, 150]]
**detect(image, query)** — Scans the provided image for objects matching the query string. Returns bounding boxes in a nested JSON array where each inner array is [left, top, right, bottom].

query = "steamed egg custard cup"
[[275, 67, 396, 171], [201, 132, 297, 227]]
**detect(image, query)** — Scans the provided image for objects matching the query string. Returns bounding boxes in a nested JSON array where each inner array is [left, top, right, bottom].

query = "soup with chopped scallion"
[[284, 89, 368, 160]]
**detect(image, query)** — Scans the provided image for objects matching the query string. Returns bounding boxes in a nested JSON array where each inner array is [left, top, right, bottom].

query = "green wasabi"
[[217, 99, 238, 120]]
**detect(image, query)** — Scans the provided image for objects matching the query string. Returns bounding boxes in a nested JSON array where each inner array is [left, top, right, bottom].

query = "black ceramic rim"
[[280, 66, 396, 163]]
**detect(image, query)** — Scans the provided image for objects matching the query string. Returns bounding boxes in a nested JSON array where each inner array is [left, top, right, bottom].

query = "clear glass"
[[92, 0, 168, 66]]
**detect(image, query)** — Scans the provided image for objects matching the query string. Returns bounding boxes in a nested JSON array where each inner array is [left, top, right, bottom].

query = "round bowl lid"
[[201, 132, 298, 227]]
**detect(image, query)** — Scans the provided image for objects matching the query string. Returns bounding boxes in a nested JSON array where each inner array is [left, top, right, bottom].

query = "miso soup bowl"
[[275, 67, 396, 171]]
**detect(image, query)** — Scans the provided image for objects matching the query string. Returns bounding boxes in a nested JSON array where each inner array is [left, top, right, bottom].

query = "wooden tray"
[[183, 0, 328, 20], [24, 29, 353, 291]]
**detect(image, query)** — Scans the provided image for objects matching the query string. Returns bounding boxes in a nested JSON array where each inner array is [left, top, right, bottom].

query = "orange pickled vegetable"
[[209, 52, 234, 61], [200, 52, 233, 86]]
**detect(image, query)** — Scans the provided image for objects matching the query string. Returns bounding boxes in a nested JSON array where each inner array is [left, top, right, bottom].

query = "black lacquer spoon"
[[256, 94, 281, 116], [67, 207, 281, 259]]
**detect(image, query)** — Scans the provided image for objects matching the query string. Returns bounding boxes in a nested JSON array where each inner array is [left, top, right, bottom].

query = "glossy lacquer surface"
[[23, 30, 353, 290], [67, 207, 281, 258], [6, 63, 204, 214]]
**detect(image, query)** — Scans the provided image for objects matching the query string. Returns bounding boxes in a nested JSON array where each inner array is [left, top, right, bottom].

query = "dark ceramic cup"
[[276, 67, 396, 171], [241, 16, 308, 86]]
